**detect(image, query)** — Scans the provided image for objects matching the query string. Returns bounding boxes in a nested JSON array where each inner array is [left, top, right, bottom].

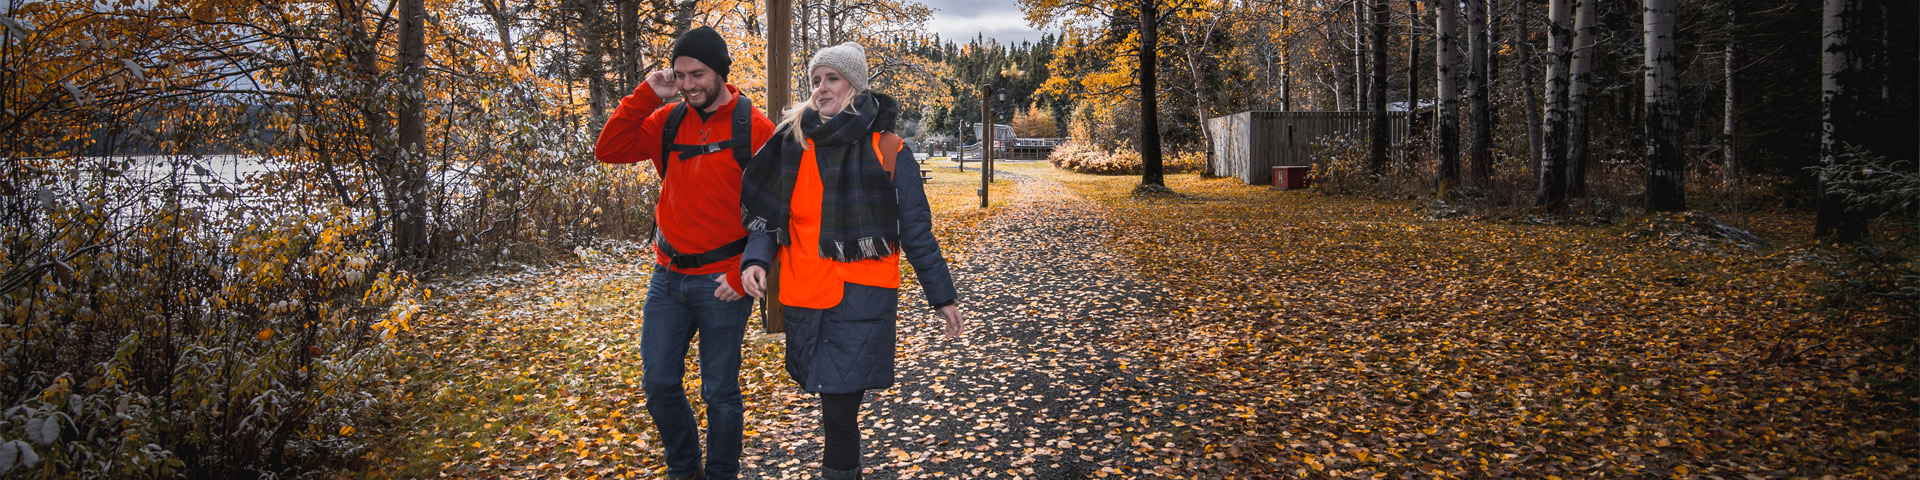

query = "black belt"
[[657, 232, 748, 269]]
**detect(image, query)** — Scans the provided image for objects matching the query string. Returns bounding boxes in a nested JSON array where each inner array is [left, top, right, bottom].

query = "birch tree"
[[1643, 0, 1685, 212], [1537, 0, 1571, 210], [1816, 0, 1866, 239], [1565, 0, 1594, 196], [1406, 0, 1423, 166]]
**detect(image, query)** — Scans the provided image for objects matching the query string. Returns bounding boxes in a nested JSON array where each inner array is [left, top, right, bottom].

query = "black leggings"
[[821, 391, 864, 471]]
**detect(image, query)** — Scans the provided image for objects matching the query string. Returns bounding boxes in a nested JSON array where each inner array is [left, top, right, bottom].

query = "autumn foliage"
[[1053, 169, 1918, 478]]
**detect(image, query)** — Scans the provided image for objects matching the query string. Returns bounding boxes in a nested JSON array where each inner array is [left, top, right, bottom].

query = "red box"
[[1272, 166, 1311, 189]]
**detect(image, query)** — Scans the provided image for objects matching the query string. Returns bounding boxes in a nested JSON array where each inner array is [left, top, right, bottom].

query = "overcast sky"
[[921, 0, 1059, 46]]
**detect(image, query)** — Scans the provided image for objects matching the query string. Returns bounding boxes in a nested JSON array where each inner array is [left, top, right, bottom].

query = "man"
[[594, 26, 773, 480]]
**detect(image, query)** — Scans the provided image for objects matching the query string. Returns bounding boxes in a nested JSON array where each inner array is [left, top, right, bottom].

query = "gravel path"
[[742, 172, 1203, 479]]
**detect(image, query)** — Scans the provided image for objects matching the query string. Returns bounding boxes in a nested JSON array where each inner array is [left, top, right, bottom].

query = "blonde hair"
[[774, 84, 863, 148]]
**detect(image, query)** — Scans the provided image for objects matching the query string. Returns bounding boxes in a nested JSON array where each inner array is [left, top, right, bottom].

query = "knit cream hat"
[[808, 42, 870, 92]]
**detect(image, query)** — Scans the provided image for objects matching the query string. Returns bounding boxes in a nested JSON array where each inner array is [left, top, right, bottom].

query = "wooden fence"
[[1206, 111, 1409, 185]]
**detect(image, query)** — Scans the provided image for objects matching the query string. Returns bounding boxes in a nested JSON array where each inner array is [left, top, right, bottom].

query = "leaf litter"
[[360, 163, 1916, 479]]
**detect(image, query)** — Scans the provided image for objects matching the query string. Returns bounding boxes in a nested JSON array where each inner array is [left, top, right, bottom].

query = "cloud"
[[921, 0, 1058, 45]]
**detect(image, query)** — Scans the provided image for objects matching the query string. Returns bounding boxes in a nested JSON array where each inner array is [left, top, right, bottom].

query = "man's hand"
[[647, 69, 677, 100], [714, 279, 743, 302], [741, 265, 767, 298], [939, 305, 966, 340]]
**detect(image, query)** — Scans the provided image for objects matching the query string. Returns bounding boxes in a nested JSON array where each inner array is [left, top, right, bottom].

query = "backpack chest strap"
[[667, 137, 750, 158]]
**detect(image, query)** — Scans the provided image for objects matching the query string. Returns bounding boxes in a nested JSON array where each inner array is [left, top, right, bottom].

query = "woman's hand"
[[742, 265, 767, 298], [939, 305, 965, 340]]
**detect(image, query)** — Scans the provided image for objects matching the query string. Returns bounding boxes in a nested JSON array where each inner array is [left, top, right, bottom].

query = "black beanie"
[[672, 26, 731, 79]]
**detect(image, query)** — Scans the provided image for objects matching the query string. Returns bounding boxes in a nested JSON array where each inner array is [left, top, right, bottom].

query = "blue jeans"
[[641, 264, 753, 480]]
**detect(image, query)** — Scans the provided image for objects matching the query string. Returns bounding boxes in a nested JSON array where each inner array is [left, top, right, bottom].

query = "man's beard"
[[688, 83, 724, 111]]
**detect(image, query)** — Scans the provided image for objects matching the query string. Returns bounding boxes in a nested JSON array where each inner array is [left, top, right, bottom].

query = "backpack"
[[659, 95, 754, 177]]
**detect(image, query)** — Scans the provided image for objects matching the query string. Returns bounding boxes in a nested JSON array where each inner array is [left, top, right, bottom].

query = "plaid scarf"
[[742, 92, 901, 262]]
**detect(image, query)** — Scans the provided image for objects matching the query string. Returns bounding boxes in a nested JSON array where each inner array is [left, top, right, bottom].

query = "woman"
[[739, 41, 966, 480]]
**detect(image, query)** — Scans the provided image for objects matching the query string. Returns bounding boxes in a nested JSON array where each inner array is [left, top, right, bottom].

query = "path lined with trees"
[[5, 0, 1917, 476]]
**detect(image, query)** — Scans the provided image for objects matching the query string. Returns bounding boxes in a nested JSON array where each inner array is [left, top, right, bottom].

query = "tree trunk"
[[1816, 0, 1866, 240], [1537, 0, 1571, 210], [1722, 46, 1738, 179], [1183, 4, 1227, 178], [1517, 3, 1544, 173], [1282, 10, 1293, 112], [1140, 0, 1165, 188], [673, 0, 696, 36], [620, 0, 640, 90], [1407, 0, 1423, 167], [584, 0, 610, 131], [394, 0, 429, 260], [1566, 0, 1594, 196], [1355, 0, 1368, 111], [1644, 0, 1686, 212], [1466, 0, 1493, 185], [1436, 0, 1461, 190], [1370, 0, 1390, 172]]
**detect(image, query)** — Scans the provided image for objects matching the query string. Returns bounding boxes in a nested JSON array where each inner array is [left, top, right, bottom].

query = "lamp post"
[[979, 85, 992, 208], [958, 120, 969, 171]]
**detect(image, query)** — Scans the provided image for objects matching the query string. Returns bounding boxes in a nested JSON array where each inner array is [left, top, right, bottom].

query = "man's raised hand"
[[647, 69, 677, 100]]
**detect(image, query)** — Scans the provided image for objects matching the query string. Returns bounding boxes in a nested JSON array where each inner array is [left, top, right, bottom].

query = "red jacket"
[[595, 83, 774, 294]]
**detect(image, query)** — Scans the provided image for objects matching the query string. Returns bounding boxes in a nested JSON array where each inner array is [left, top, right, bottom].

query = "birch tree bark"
[[1643, 0, 1686, 212], [1407, 0, 1423, 166], [1816, 0, 1866, 239], [1537, 0, 1572, 210], [1355, 0, 1368, 111], [1566, 0, 1594, 196]]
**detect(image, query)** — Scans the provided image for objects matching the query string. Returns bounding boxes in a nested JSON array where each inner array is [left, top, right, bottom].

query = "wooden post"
[[761, 0, 792, 333], [767, 0, 792, 123]]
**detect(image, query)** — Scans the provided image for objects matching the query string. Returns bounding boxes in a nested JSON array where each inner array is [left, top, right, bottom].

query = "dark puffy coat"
[[742, 146, 956, 394]]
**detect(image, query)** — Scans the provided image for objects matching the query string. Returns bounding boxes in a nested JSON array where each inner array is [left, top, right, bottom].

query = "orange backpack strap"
[[872, 132, 902, 178]]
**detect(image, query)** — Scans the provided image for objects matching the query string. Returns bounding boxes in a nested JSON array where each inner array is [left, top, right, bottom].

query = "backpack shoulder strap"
[[873, 132, 902, 179], [659, 102, 691, 180], [731, 95, 753, 168]]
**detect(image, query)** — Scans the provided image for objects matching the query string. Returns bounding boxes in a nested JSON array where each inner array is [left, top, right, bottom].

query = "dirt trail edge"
[[744, 171, 1203, 479]]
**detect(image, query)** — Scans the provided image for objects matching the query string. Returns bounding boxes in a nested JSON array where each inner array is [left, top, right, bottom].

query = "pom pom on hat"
[[808, 42, 870, 92]]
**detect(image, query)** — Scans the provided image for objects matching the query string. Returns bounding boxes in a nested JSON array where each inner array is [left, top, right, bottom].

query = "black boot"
[[821, 466, 861, 480]]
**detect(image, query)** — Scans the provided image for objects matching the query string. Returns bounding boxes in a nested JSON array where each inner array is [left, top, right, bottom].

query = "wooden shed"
[[1206, 111, 1410, 185]]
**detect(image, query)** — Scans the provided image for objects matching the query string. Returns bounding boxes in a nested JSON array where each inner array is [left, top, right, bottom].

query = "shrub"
[[1167, 150, 1206, 174], [1309, 132, 1377, 196], [0, 157, 418, 477], [1050, 141, 1208, 176], [1811, 146, 1920, 373], [1309, 132, 1428, 198]]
